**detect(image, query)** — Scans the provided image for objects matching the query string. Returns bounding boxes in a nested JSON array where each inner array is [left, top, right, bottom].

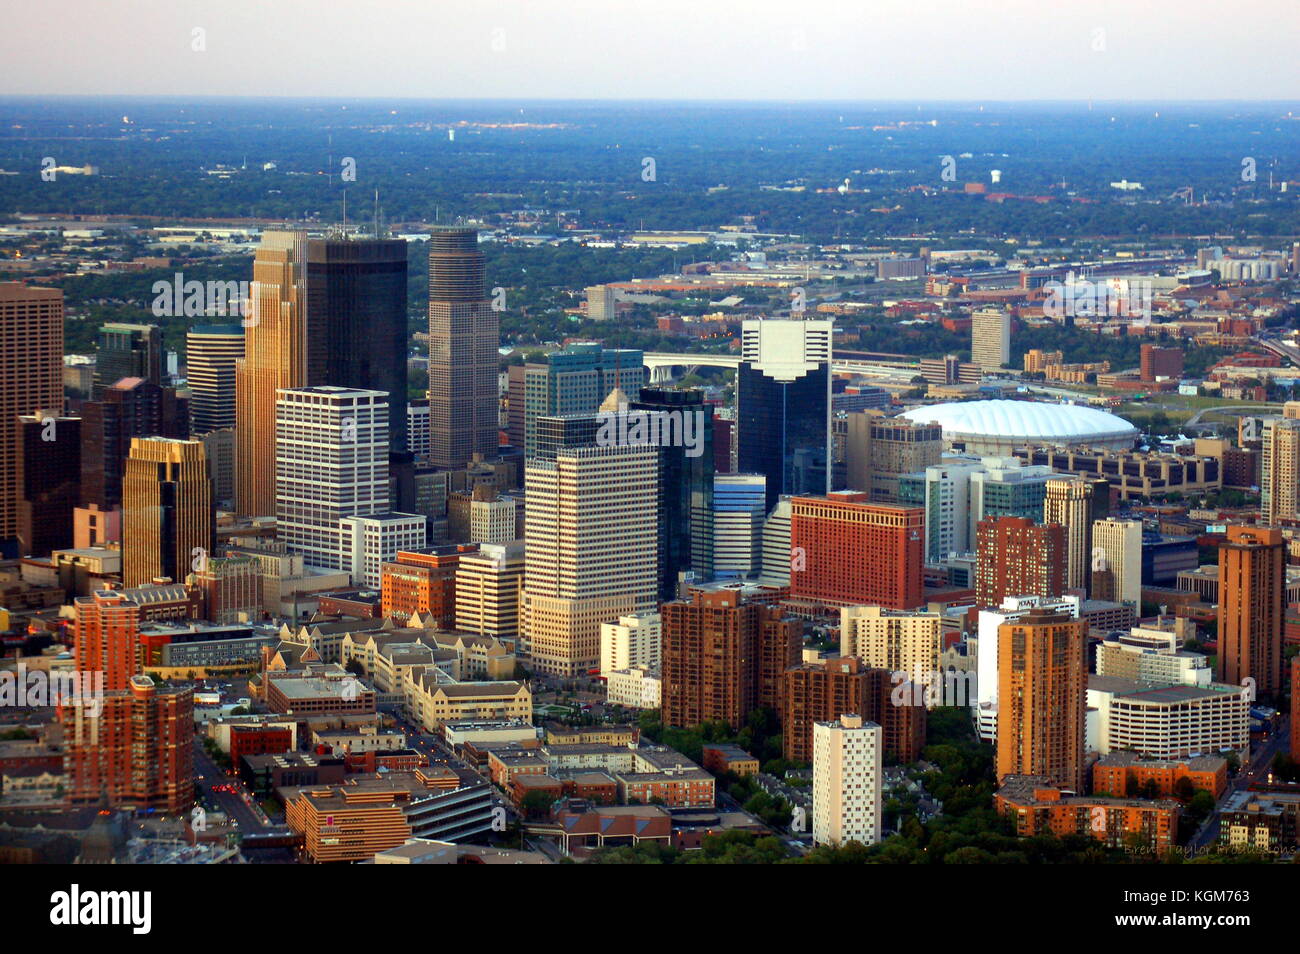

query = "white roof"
[[900, 399, 1138, 442]]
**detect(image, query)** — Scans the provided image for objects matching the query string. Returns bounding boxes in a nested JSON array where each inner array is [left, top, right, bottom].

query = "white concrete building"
[[605, 666, 662, 710], [599, 611, 662, 676], [341, 512, 428, 588], [1087, 675, 1250, 759], [812, 714, 882, 847]]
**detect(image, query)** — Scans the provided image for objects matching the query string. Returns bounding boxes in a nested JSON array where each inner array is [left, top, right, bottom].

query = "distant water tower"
[[990, 169, 1002, 185]]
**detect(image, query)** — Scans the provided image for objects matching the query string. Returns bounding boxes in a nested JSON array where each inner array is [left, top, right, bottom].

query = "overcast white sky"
[[1, 0, 1296, 101]]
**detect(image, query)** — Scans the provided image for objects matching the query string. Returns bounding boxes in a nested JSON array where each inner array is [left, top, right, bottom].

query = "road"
[[1182, 405, 1281, 429], [192, 740, 270, 832], [1189, 717, 1291, 852]]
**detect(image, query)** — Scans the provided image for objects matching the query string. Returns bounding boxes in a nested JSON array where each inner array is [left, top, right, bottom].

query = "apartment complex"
[[812, 714, 882, 847]]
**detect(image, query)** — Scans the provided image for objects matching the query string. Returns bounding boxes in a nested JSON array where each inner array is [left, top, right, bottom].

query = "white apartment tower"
[[971, 306, 1011, 371], [600, 611, 662, 676], [812, 714, 882, 848]]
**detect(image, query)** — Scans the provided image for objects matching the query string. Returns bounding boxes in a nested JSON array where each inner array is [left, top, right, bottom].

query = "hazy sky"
[[2, 0, 1297, 101]]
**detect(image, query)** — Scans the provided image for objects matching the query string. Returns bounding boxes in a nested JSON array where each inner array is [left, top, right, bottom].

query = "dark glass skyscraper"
[[306, 236, 409, 450], [427, 226, 499, 468], [736, 318, 833, 513], [94, 323, 163, 397], [631, 386, 715, 599]]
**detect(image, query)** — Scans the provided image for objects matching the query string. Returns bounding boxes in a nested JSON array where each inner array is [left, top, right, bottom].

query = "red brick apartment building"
[[790, 492, 924, 610]]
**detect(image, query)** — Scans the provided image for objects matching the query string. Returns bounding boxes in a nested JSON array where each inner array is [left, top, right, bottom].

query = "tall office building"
[[759, 495, 794, 586], [427, 226, 499, 468], [306, 235, 409, 450], [522, 343, 646, 458], [845, 414, 943, 502], [1091, 517, 1143, 606], [1218, 525, 1285, 695], [971, 306, 1011, 371], [631, 387, 715, 598], [1043, 476, 1107, 593], [275, 387, 391, 572], [660, 585, 801, 729], [812, 714, 882, 848], [94, 322, 163, 396], [0, 283, 63, 552], [186, 324, 244, 435], [585, 284, 617, 321], [790, 492, 924, 610], [713, 474, 767, 577], [1260, 417, 1300, 526], [16, 413, 81, 557], [898, 459, 984, 561], [80, 377, 189, 509], [839, 605, 945, 680], [995, 609, 1086, 792], [975, 516, 1066, 608], [736, 318, 833, 512], [454, 540, 526, 643], [121, 437, 214, 587], [236, 230, 309, 517], [520, 420, 658, 676]]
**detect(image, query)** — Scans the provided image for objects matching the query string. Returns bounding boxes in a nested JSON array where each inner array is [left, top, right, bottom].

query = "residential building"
[[812, 714, 882, 847]]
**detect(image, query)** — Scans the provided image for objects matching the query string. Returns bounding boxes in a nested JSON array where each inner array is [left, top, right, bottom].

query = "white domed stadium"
[[899, 399, 1138, 455]]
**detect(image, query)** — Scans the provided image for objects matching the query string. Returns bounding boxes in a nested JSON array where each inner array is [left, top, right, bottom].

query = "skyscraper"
[[995, 609, 1086, 792], [186, 324, 244, 436], [845, 413, 943, 502], [790, 492, 925, 610], [275, 386, 391, 572], [812, 714, 882, 847], [519, 415, 658, 676], [631, 386, 715, 598], [713, 473, 767, 577], [93, 322, 163, 396], [0, 283, 63, 552], [1260, 417, 1300, 526], [236, 230, 308, 517], [1043, 476, 1107, 593], [121, 437, 214, 587], [16, 412, 80, 557], [975, 516, 1066, 608], [427, 226, 499, 468], [1090, 517, 1143, 606], [306, 235, 409, 450], [1218, 525, 1285, 695], [736, 317, 833, 512], [80, 377, 189, 509], [522, 343, 646, 458], [971, 306, 1010, 371]]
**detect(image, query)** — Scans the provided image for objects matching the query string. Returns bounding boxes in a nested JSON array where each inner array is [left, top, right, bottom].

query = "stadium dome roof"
[[899, 399, 1138, 450]]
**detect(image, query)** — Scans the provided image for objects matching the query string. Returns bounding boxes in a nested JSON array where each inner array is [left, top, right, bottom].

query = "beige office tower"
[[520, 443, 658, 676], [812, 714, 882, 847], [971, 306, 1011, 371], [1091, 517, 1143, 606], [454, 540, 526, 643], [1044, 476, 1100, 592], [585, 284, 617, 321], [0, 284, 63, 545], [839, 605, 944, 681], [1260, 417, 1300, 525], [122, 437, 213, 587], [845, 413, 943, 502], [235, 230, 308, 517]]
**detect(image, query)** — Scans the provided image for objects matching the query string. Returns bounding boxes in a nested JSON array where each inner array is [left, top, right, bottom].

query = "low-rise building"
[[995, 774, 1180, 852]]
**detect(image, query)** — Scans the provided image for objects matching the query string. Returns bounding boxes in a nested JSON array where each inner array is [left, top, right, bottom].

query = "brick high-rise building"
[[427, 226, 499, 469], [1291, 656, 1300, 765], [1217, 525, 1285, 695], [790, 492, 924, 610], [1260, 417, 1300, 526], [121, 437, 214, 587], [1139, 344, 1184, 383], [995, 609, 1086, 792], [381, 545, 479, 627], [0, 283, 63, 551], [975, 516, 1066, 608], [72, 588, 143, 692], [661, 586, 801, 730], [783, 656, 925, 764], [844, 414, 943, 503], [64, 675, 194, 815]]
